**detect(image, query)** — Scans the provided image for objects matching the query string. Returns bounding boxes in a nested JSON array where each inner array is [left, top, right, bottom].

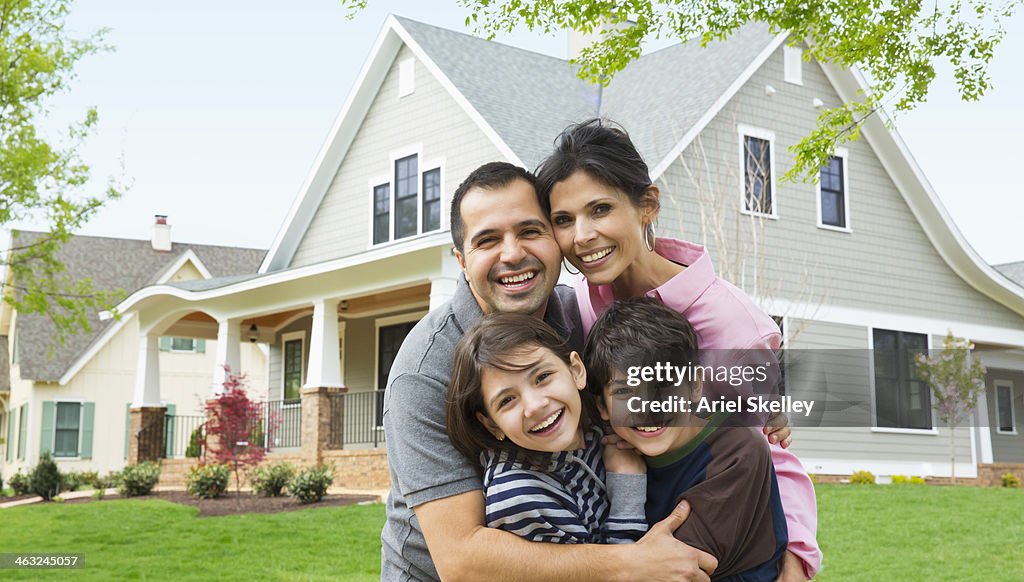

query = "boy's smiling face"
[[599, 369, 701, 458]]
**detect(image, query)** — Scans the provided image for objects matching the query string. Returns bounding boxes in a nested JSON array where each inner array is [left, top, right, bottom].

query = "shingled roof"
[[995, 261, 1024, 289], [11, 231, 266, 383], [395, 16, 776, 170]]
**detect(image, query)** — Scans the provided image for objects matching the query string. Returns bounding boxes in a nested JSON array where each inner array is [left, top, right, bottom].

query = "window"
[[54, 402, 82, 457], [283, 336, 304, 402], [818, 154, 849, 230], [996, 381, 1016, 434], [373, 184, 390, 245], [394, 155, 419, 239], [370, 152, 443, 245], [159, 337, 205, 353], [423, 168, 441, 232], [873, 329, 931, 429], [740, 128, 776, 216]]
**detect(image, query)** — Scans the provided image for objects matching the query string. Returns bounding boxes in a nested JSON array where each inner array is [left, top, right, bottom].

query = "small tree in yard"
[[203, 368, 275, 505], [915, 332, 987, 485]]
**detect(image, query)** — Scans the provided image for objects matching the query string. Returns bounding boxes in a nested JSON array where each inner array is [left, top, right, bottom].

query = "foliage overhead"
[[1, 0, 125, 342], [342, 0, 1019, 181]]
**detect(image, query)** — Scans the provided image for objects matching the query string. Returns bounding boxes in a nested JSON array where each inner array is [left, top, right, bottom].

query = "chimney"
[[567, 19, 635, 62], [152, 214, 171, 252]]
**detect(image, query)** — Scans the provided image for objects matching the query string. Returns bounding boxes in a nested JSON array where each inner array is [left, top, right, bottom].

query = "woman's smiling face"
[[549, 170, 654, 286]]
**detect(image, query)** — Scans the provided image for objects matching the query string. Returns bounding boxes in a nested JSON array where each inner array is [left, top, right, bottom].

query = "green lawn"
[[1, 485, 1022, 580]]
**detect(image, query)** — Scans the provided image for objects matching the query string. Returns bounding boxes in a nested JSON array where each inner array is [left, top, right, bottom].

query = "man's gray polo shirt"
[[381, 276, 582, 581]]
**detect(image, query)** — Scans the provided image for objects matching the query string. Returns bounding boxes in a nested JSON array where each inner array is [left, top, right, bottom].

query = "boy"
[[585, 297, 789, 581]]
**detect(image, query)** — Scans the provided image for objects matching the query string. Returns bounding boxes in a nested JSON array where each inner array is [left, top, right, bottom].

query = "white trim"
[[59, 313, 135, 386], [783, 45, 803, 85], [338, 301, 430, 321], [281, 331, 306, 402], [815, 147, 853, 233], [272, 309, 314, 333], [994, 379, 1017, 435], [260, 16, 522, 273], [338, 321, 347, 387], [651, 33, 788, 179], [737, 124, 778, 219], [765, 298, 1024, 347], [398, 57, 415, 98], [798, 456, 978, 479], [155, 249, 213, 284], [868, 326, 935, 430], [368, 146, 446, 249]]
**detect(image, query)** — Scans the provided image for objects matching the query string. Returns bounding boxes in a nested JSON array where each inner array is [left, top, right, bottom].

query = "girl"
[[534, 118, 822, 579], [445, 312, 647, 544]]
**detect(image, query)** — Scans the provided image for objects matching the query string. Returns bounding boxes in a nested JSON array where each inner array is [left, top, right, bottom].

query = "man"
[[381, 162, 718, 581]]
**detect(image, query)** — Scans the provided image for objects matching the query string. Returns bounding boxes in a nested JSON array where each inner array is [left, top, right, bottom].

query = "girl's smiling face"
[[549, 170, 657, 287], [475, 346, 587, 453]]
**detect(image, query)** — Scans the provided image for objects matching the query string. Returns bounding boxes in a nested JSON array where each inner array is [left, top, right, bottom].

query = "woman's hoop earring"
[[644, 223, 656, 252], [563, 258, 580, 275]]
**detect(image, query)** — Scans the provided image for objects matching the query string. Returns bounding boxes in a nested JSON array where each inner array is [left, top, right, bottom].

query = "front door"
[[377, 321, 417, 426]]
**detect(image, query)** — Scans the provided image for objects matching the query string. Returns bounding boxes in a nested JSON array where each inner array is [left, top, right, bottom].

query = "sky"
[[11, 1, 1024, 266]]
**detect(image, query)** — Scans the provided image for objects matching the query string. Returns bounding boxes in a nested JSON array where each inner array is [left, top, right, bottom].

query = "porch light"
[[247, 324, 259, 343]]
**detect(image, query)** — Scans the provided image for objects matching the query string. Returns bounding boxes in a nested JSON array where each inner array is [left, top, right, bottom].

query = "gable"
[[658, 42, 1024, 334], [288, 43, 505, 268]]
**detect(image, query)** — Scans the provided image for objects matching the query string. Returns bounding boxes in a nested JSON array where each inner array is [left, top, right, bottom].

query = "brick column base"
[[301, 386, 348, 465], [129, 406, 167, 464]]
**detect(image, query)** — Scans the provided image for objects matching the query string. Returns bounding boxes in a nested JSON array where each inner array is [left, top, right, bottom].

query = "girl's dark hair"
[[446, 312, 595, 468], [584, 297, 700, 399], [535, 118, 657, 214]]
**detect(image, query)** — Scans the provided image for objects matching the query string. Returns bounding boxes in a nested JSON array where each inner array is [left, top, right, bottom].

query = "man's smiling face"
[[454, 178, 562, 318]]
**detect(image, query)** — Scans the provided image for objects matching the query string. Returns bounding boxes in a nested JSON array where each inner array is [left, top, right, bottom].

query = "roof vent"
[[152, 214, 171, 252]]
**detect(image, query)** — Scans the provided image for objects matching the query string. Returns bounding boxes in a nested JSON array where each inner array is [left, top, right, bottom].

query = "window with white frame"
[[282, 333, 305, 402], [371, 152, 442, 245], [818, 153, 849, 230], [873, 329, 931, 430], [996, 381, 1016, 434], [54, 402, 82, 457], [739, 127, 776, 217]]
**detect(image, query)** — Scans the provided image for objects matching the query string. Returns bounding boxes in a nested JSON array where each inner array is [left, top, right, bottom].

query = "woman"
[[534, 118, 822, 580]]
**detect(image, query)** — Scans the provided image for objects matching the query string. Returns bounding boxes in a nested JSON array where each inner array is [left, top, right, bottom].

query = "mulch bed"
[[1, 493, 40, 503], [63, 490, 379, 517]]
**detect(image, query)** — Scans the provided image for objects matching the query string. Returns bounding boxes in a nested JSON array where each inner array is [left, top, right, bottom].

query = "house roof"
[[995, 261, 1024, 288], [11, 231, 265, 383]]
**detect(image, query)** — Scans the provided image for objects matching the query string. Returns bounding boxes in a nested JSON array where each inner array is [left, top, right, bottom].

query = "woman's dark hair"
[[584, 297, 700, 400], [535, 118, 657, 214], [446, 312, 595, 468]]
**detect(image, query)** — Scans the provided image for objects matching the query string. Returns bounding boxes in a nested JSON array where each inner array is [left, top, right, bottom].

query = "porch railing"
[[328, 390, 386, 448], [262, 399, 302, 449], [164, 414, 207, 459]]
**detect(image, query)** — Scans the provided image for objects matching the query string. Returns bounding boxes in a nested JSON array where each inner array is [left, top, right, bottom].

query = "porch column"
[[429, 248, 462, 312], [130, 332, 165, 463], [213, 317, 242, 391], [305, 298, 342, 388]]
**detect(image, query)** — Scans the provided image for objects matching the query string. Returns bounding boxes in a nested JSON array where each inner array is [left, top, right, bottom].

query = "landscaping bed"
[[62, 490, 379, 517]]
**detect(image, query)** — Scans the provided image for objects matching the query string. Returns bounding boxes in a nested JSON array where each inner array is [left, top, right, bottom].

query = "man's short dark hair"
[[584, 297, 699, 398], [450, 162, 538, 252]]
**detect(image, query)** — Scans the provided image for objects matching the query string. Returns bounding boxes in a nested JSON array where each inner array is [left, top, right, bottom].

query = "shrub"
[[185, 426, 204, 458], [849, 470, 876, 485], [30, 453, 62, 500], [289, 464, 334, 504], [9, 471, 30, 495], [92, 488, 105, 500], [119, 462, 161, 497], [186, 464, 230, 499], [79, 471, 102, 489], [891, 475, 908, 485], [60, 470, 82, 492], [251, 462, 295, 497], [101, 470, 123, 490], [910, 476, 926, 485], [1002, 473, 1021, 488]]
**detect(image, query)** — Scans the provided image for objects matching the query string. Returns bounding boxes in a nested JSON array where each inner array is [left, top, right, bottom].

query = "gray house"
[[112, 16, 1024, 484]]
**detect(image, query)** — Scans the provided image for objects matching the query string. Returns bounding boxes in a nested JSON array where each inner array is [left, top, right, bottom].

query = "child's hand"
[[604, 444, 646, 474]]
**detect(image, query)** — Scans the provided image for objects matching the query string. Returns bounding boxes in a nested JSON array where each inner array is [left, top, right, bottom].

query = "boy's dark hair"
[[447, 312, 594, 467], [450, 162, 538, 252], [584, 297, 699, 399], [535, 118, 657, 215]]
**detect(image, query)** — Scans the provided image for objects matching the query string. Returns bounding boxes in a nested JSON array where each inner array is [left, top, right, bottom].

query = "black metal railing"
[[164, 415, 207, 459], [262, 399, 302, 449], [329, 390, 386, 448]]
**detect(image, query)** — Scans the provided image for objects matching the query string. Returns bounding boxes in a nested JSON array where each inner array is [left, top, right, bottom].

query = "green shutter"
[[40, 401, 54, 456], [5, 410, 13, 460], [124, 403, 131, 460], [164, 404, 176, 458], [159, 337, 172, 351], [17, 404, 27, 460], [80, 403, 95, 459], [195, 339, 206, 353]]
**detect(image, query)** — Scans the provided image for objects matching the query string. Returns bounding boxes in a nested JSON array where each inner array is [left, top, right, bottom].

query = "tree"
[[343, 0, 1019, 181], [1, 0, 124, 342], [202, 368, 275, 504], [915, 331, 987, 485]]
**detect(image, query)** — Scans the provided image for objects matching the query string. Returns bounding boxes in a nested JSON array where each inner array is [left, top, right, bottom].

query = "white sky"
[[12, 1, 1024, 265]]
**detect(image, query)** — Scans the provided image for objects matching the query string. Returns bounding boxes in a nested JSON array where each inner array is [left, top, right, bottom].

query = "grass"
[[1, 485, 1021, 580]]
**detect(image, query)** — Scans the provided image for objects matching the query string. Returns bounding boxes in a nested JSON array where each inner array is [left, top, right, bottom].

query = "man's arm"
[[417, 491, 717, 582]]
